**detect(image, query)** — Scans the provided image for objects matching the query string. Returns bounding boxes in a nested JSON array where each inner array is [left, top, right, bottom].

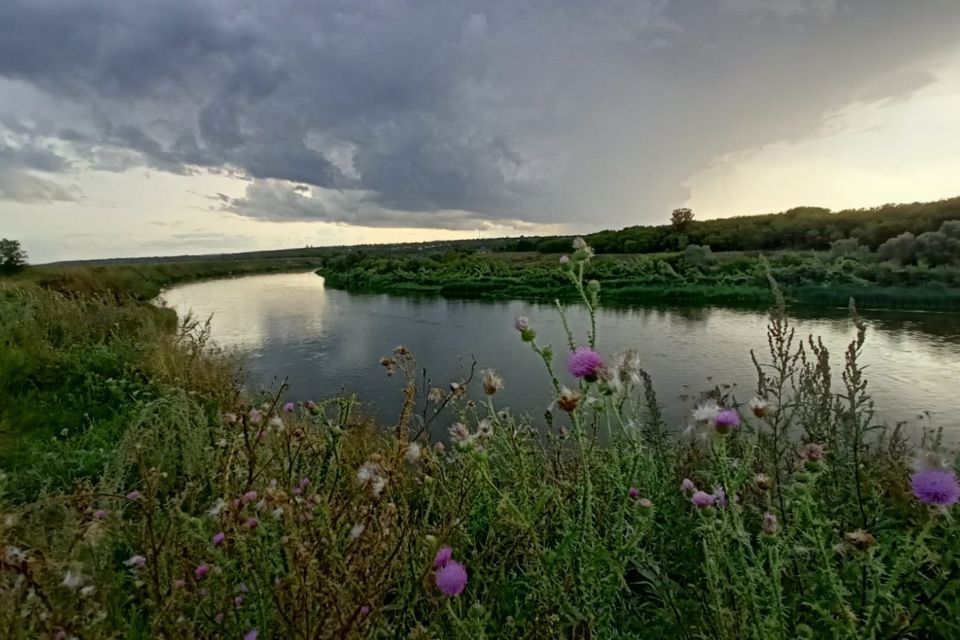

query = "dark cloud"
[[1, 0, 959, 226]]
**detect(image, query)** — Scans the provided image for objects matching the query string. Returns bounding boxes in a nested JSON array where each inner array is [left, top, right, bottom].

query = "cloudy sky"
[[2, 0, 959, 263]]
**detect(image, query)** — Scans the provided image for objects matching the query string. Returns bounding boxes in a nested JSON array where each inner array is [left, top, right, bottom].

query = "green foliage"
[[0, 239, 28, 274], [2, 242, 960, 638], [318, 242, 960, 311]]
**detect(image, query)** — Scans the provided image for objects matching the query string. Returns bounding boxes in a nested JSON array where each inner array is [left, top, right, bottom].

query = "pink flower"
[[638, 498, 653, 508], [212, 532, 226, 547], [194, 564, 209, 579], [125, 554, 146, 569], [283, 402, 295, 413], [681, 478, 696, 493], [241, 491, 258, 504], [434, 546, 453, 568], [245, 517, 259, 530], [92, 509, 107, 520], [435, 560, 468, 596], [360, 606, 371, 616], [214, 612, 224, 624], [568, 347, 604, 381], [713, 409, 740, 434], [243, 630, 258, 640], [514, 316, 530, 332], [627, 487, 639, 499], [234, 595, 244, 606], [248, 409, 263, 425], [691, 491, 715, 508], [125, 490, 141, 501]]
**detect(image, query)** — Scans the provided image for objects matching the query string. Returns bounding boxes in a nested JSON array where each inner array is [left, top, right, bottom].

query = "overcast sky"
[[2, 0, 959, 262]]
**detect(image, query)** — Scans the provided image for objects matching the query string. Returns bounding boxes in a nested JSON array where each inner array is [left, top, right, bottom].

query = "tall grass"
[[2, 240, 959, 638]]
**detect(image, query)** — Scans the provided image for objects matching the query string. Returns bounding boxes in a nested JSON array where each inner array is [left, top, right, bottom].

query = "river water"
[[159, 271, 960, 443]]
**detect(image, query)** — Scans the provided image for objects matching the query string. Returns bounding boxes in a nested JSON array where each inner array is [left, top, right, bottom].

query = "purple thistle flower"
[[125, 490, 141, 501], [125, 554, 147, 569], [214, 612, 224, 624], [234, 595, 244, 606], [681, 478, 696, 493], [911, 469, 960, 506], [283, 402, 295, 413], [244, 630, 258, 640], [194, 564, 209, 579], [568, 347, 604, 382], [762, 512, 779, 535], [627, 487, 640, 499], [691, 491, 715, 508], [713, 409, 740, 434], [92, 509, 107, 520], [245, 517, 259, 530], [212, 532, 226, 547], [248, 409, 263, 425], [434, 546, 453, 568], [360, 606, 371, 616], [435, 560, 468, 596], [514, 315, 530, 332], [241, 491, 258, 504]]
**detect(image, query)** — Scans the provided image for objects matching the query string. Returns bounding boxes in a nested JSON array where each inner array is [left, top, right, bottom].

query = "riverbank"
[[317, 249, 960, 311], [12, 256, 326, 300]]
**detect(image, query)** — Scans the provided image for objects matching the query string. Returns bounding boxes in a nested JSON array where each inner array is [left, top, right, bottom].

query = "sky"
[[1, 0, 959, 263]]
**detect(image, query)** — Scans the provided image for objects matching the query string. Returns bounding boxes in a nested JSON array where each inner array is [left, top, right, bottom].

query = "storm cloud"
[[1, 0, 959, 226]]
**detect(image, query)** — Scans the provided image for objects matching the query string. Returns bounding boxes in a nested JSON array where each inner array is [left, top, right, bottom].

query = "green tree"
[[876, 232, 916, 265], [670, 207, 694, 233], [0, 238, 28, 273]]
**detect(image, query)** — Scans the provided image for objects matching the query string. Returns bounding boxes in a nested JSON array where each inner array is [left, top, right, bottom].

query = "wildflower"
[[244, 630, 258, 640], [910, 469, 960, 507], [608, 350, 642, 391], [435, 560, 468, 596], [223, 412, 238, 424], [208, 498, 226, 517], [350, 523, 365, 539], [214, 613, 225, 624], [556, 387, 582, 413], [405, 442, 422, 463], [476, 420, 494, 439], [434, 546, 453, 568], [360, 606, 371, 616], [845, 529, 877, 550], [92, 509, 107, 520], [371, 477, 387, 497], [762, 513, 779, 536], [691, 401, 720, 424], [681, 478, 696, 493], [712, 486, 728, 508], [514, 315, 530, 332], [748, 397, 773, 418], [627, 487, 640, 499], [449, 422, 471, 444], [269, 415, 283, 429], [62, 571, 85, 590], [638, 498, 653, 508], [753, 473, 773, 490], [125, 555, 147, 569], [248, 409, 263, 425], [691, 491, 715, 508], [568, 346, 604, 382], [241, 491, 258, 504], [272, 507, 284, 520], [234, 595, 245, 606], [212, 532, 226, 547], [559, 255, 570, 265], [81, 585, 96, 597], [713, 409, 740, 434], [125, 490, 141, 501], [357, 462, 382, 484], [428, 387, 444, 404], [195, 564, 210, 579], [801, 443, 826, 462], [283, 402, 295, 413], [482, 369, 505, 395], [245, 517, 259, 530], [434, 442, 446, 454], [174, 579, 186, 589]]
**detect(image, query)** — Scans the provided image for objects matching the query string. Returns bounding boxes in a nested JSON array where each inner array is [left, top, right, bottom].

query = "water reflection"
[[159, 272, 960, 444]]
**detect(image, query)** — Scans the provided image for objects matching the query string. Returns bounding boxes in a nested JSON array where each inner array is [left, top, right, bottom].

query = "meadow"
[[2, 238, 959, 638]]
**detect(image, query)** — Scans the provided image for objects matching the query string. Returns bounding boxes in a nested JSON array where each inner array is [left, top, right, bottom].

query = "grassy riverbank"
[[318, 248, 960, 311], [2, 237, 960, 638]]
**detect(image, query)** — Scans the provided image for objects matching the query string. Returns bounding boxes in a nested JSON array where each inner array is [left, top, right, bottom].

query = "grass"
[[2, 242, 960, 638]]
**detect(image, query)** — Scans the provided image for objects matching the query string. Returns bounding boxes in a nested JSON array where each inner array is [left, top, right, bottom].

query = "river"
[[159, 271, 960, 444]]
